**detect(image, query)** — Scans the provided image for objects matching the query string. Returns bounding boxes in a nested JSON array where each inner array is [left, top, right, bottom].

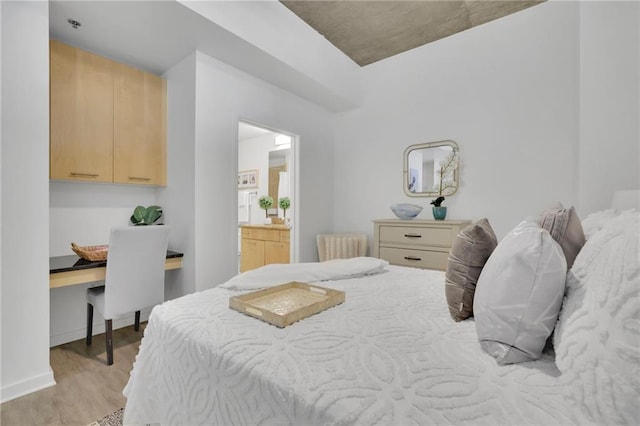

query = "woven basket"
[[71, 243, 108, 261]]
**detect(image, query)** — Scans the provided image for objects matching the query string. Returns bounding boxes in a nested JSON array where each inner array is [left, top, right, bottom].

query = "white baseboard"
[[1, 367, 56, 404], [49, 308, 152, 347]]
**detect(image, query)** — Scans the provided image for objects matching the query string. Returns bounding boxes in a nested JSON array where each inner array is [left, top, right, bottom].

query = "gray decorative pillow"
[[445, 218, 498, 322], [539, 205, 586, 269], [474, 220, 567, 365]]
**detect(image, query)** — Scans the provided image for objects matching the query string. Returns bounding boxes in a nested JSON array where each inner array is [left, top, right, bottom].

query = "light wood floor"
[[0, 323, 145, 426]]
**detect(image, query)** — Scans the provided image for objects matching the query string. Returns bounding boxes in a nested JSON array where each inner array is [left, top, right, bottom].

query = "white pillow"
[[554, 211, 640, 424], [474, 220, 567, 365]]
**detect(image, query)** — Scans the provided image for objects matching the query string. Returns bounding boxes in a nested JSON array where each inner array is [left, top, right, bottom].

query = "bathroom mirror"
[[403, 140, 459, 197]]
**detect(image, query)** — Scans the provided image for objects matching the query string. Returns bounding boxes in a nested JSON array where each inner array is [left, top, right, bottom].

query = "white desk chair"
[[86, 226, 170, 365], [316, 233, 368, 262]]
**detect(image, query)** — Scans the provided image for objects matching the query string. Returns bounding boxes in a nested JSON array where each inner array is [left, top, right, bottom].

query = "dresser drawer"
[[242, 227, 280, 242], [373, 219, 471, 271], [379, 225, 453, 247], [379, 247, 450, 271]]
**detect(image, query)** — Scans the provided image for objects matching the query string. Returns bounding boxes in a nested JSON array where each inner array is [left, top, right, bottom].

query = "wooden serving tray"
[[229, 282, 345, 328]]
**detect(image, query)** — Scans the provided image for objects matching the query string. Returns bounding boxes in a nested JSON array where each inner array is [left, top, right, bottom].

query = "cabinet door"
[[50, 40, 114, 182], [265, 241, 290, 265], [113, 63, 166, 186], [240, 239, 265, 273]]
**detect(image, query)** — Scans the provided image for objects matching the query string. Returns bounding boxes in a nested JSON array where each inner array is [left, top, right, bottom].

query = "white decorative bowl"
[[390, 203, 423, 220]]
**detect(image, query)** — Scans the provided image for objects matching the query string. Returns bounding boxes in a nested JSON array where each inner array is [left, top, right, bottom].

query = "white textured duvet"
[[123, 264, 593, 426]]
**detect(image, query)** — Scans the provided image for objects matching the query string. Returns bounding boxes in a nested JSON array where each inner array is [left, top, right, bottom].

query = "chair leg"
[[105, 319, 113, 365], [86, 303, 93, 345], [134, 310, 141, 332]]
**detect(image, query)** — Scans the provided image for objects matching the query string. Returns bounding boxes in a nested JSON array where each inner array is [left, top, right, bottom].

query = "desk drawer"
[[379, 225, 453, 247], [379, 247, 449, 271]]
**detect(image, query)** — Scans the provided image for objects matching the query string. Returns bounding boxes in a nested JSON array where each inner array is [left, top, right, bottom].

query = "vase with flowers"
[[430, 151, 458, 220], [430, 196, 447, 220]]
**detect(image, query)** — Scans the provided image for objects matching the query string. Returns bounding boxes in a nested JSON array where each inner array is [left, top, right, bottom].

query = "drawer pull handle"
[[129, 176, 151, 181], [70, 172, 98, 177], [404, 233, 422, 238], [404, 256, 422, 261]]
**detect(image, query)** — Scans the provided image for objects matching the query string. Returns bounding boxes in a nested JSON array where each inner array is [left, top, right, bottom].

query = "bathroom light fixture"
[[67, 18, 82, 29], [275, 135, 291, 146]]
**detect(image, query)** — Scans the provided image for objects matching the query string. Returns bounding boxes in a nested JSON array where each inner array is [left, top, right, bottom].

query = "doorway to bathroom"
[[237, 120, 297, 273]]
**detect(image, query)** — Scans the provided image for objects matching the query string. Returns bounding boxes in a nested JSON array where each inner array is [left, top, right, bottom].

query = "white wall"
[[334, 1, 580, 241], [1, 0, 56, 403], [579, 1, 640, 213], [158, 52, 197, 301], [49, 183, 156, 256], [192, 51, 334, 290]]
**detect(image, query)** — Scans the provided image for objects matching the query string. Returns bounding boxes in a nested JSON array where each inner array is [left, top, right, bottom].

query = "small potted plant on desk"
[[258, 196, 274, 224], [279, 197, 291, 226], [130, 205, 163, 225]]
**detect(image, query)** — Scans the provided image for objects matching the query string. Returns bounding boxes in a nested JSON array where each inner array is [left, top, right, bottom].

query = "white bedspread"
[[124, 265, 591, 425]]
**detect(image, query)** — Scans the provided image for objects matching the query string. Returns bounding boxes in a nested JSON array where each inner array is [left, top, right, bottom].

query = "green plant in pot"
[[279, 197, 291, 226], [278, 197, 290, 217], [130, 205, 163, 226], [258, 196, 274, 224]]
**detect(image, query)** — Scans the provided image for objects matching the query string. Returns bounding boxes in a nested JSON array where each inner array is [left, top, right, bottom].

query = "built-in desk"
[[49, 250, 183, 288]]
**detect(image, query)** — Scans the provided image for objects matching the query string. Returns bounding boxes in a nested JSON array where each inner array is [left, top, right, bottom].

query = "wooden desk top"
[[50, 250, 184, 274]]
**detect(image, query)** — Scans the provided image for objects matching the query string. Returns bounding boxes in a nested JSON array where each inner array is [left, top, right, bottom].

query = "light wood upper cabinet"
[[49, 40, 167, 186], [50, 40, 114, 182], [113, 64, 167, 186]]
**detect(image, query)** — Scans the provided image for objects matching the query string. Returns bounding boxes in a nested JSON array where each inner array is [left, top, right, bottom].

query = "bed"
[[123, 208, 639, 425]]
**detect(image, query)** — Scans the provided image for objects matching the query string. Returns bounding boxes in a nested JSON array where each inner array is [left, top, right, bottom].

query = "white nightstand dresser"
[[373, 219, 471, 271]]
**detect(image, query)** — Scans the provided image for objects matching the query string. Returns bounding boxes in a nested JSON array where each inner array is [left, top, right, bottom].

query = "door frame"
[[237, 118, 299, 266]]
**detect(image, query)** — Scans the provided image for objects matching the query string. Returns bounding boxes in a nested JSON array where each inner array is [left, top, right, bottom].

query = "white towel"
[[278, 171, 289, 199], [220, 257, 389, 291], [238, 191, 249, 223], [238, 191, 249, 207]]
